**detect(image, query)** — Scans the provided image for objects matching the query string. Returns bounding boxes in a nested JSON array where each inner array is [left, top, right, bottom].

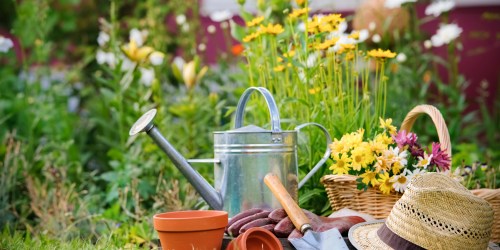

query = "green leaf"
[[230, 19, 245, 41]]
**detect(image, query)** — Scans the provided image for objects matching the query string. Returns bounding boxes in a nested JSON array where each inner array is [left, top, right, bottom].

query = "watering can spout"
[[129, 109, 223, 210]]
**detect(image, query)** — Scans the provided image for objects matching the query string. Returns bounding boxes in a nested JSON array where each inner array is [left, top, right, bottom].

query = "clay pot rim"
[[153, 210, 228, 232], [230, 227, 283, 250]]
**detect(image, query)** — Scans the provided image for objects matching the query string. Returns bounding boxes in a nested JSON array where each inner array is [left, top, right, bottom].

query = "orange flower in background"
[[231, 44, 244, 56]]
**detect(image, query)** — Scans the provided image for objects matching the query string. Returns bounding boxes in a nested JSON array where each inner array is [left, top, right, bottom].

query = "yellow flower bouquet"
[[328, 117, 451, 195]]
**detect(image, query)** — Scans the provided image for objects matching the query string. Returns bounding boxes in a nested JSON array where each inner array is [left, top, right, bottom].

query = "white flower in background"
[[207, 25, 216, 34], [431, 23, 462, 47], [305, 52, 320, 68], [331, 35, 355, 52], [176, 14, 186, 25], [198, 43, 206, 52], [391, 173, 409, 193], [424, 40, 432, 49], [297, 22, 306, 32], [97, 31, 110, 47], [67, 96, 80, 113], [425, 0, 455, 17], [129, 28, 147, 47], [0, 36, 14, 53], [140, 67, 155, 86], [182, 23, 190, 32], [372, 34, 381, 43], [396, 53, 407, 62], [368, 22, 377, 31], [149, 51, 165, 66], [209, 10, 233, 22], [385, 0, 416, 9], [354, 29, 369, 43], [173, 56, 185, 71], [120, 57, 135, 71], [96, 50, 116, 67]]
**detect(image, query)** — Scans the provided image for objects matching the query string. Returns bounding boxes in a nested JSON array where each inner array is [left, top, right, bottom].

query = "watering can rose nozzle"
[[129, 109, 157, 136], [129, 109, 224, 210]]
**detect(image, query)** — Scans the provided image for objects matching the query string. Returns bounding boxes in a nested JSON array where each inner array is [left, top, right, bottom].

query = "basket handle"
[[400, 105, 452, 158]]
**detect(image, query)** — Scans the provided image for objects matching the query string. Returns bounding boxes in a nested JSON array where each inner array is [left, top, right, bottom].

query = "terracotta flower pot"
[[153, 210, 228, 250], [227, 227, 283, 250]]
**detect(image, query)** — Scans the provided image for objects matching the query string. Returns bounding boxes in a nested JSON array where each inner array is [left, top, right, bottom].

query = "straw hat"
[[348, 173, 496, 250]]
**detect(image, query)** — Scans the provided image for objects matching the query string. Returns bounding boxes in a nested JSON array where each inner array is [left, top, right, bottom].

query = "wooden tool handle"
[[264, 173, 311, 233]]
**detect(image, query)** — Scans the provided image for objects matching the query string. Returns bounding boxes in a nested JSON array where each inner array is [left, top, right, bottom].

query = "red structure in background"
[[199, 5, 500, 112]]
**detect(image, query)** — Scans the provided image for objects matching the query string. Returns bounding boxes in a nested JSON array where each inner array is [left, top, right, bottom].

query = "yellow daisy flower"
[[378, 172, 394, 195], [315, 38, 339, 51], [379, 118, 397, 135], [374, 155, 391, 173], [246, 16, 264, 27], [375, 133, 393, 145], [260, 23, 284, 35], [242, 31, 261, 43], [308, 87, 321, 94], [329, 138, 349, 155], [368, 48, 396, 59], [273, 65, 285, 72], [351, 146, 373, 171], [330, 153, 351, 175], [360, 170, 379, 186], [288, 8, 310, 19]]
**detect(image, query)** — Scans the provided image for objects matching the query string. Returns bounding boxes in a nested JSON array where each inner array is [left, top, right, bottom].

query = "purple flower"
[[430, 142, 451, 171], [409, 144, 424, 158]]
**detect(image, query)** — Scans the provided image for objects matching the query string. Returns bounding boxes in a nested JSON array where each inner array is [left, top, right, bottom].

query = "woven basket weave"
[[321, 105, 499, 242]]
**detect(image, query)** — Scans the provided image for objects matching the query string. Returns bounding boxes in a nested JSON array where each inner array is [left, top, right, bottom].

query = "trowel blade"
[[288, 228, 349, 250]]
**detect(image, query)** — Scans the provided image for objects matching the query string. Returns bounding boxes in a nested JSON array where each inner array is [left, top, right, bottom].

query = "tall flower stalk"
[[232, 7, 396, 139]]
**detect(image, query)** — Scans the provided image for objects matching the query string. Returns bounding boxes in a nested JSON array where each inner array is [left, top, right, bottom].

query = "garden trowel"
[[264, 173, 349, 250]]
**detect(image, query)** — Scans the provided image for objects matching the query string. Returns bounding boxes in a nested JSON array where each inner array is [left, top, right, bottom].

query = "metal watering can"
[[129, 87, 331, 217]]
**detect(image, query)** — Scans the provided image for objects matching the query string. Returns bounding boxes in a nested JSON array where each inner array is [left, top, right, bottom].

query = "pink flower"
[[392, 130, 422, 157], [430, 142, 451, 171], [392, 130, 408, 148]]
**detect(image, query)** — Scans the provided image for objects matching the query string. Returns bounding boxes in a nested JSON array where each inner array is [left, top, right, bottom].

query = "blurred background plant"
[[0, 0, 498, 248]]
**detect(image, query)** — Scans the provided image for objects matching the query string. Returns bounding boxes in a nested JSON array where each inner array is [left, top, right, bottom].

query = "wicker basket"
[[321, 105, 499, 242]]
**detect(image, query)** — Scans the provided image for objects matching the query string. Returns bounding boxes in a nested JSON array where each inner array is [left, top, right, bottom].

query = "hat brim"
[[348, 220, 391, 250], [348, 220, 500, 250]]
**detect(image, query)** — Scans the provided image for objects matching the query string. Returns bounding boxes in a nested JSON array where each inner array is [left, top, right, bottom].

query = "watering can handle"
[[234, 87, 281, 132], [295, 123, 332, 189]]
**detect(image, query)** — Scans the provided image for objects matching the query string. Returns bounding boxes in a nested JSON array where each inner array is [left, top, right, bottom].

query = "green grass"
[[0, 229, 158, 250]]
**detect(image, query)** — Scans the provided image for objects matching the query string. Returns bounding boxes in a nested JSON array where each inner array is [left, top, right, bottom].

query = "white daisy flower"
[[405, 168, 427, 183], [431, 23, 462, 47], [385, 0, 416, 9], [415, 152, 433, 169], [391, 173, 409, 193], [392, 147, 408, 166], [425, 0, 455, 17]]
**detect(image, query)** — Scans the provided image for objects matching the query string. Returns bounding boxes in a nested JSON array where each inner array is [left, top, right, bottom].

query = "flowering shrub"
[[329, 118, 451, 194]]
